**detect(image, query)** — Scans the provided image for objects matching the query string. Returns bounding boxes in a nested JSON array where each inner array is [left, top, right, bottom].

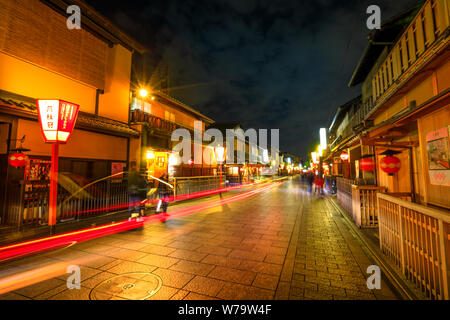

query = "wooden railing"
[[352, 185, 386, 228], [336, 177, 354, 215], [5, 179, 129, 227], [378, 193, 450, 300], [171, 176, 222, 199], [131, 109, 177, 133]]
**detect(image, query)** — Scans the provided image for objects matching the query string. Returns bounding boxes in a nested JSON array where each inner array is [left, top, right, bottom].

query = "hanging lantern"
[[340, 152, 349, 162], [379, 149, 401, 176], [8, 152, 28, 167], [360, 157, 375, 171], [36, 99, 80, 143]]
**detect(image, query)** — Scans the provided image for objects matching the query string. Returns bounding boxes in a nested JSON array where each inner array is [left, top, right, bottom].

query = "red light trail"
[[0, 180, 283, 264]]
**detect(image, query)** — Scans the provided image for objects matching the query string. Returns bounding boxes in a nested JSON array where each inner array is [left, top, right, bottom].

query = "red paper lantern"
[[380, 156, 401, 175], [340, 152, 349, 162], [360, 158, 375, 171], [8, 153, 28, 167]]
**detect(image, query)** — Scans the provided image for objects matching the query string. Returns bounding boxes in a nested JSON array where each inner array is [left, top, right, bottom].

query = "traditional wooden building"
[[0, 0, 145, 226], [129, 89, 215, 181], [327, 0, 450, 300]]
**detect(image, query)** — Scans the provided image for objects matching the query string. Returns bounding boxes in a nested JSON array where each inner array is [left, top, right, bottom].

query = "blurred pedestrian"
[[128, 162, 147, 217], [307, 172, 314, 194], [156, 172, 171, 215], [314, 174, 325, 197]]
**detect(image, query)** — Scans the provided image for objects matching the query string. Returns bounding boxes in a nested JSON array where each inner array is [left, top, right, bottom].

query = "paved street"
[[0, 178, 399, 300]]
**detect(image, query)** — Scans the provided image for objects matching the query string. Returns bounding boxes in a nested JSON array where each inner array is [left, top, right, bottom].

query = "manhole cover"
[[89, 272, 162, 300]]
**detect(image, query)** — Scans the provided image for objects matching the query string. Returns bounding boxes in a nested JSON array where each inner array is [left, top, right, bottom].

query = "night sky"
[[89, 0, 419, 158]]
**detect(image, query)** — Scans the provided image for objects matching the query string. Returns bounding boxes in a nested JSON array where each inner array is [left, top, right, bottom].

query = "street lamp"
[[139, 88, 148, 98], [214, 145, 226, 189], [36, 99, 80, 234]]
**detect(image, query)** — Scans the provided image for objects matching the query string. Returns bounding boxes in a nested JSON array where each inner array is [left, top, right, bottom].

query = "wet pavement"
[[0, 178, 399, 300]]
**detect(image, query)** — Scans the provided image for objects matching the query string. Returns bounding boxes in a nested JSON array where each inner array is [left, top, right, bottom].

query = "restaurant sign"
[[426, 126, 450, 186]]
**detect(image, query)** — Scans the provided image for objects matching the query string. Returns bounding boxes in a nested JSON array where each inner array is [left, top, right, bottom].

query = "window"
[[132, 98, 151, 114], [405, 33, 411, 64], [165, 110, 175, 122], [399, 45, 404, 71], [431, 0, 438, 34], [421, 12, 427, 46], [378, 71, 383, 95], [390, 56, 394, 83], [412, 23, 418, 57], [374, 76, 379, 97]]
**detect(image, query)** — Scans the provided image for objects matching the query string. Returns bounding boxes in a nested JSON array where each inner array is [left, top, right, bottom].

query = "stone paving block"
[[229, 249, 266, 262], [79, 271, 117, 289], [137, 254, 179, 268], [252, 273, 279, 290], [139, 244, 177, 256], [184, 276, 226, 296], [106, 248, 148, 261], [264, 254, 285, 265], [317, 284, 346, 296], [196, 245, 232, 256], [169, 249, 208, 262], [14, 278, 67, 298], [290, 280, 318, 291], [166, 240, 202, 251], [253, 246, 287, 256], [289, 286, 304, 299], [238, 260, 283, 276], [149, 268, 194, 289], [104, 261, 158, 275], [170, 289, 190, 300], [274, 280, 290, 300], [201, 255, 243, 269], [208, 266, 256, 285], [170, 260, 215, 276], [48, 286, 92, 300], [303, 288, 333, 300], [216, 283, 274, 300], [146, 286, 179, 300], [183, 292, 219, 300]]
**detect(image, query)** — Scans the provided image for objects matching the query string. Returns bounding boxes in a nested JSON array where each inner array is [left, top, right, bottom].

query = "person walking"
[[128, 162, 147, 218], [314, 174, 325, 197], [307, 172, 314, 194], [156, 172, 171, 215]]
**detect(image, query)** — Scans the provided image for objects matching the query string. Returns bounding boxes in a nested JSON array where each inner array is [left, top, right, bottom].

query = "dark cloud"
[[89, 0, 420, 158]]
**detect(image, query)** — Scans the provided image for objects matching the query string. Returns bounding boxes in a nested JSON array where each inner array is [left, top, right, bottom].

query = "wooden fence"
[[378, 193, 450, 300], [5, 180, 129, 227], [352, 185, 386, 228], [336, 177, 353, 216]]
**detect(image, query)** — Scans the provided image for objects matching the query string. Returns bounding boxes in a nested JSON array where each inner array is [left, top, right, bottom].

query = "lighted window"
[[165, 110, 175, 122]]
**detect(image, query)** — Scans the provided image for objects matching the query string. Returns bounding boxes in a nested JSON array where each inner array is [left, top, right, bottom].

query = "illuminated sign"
[[340, 152, 349, 162], [320, 128, 327, 149], [311, 152, 319, 164], [36, 100, 79, 143]]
